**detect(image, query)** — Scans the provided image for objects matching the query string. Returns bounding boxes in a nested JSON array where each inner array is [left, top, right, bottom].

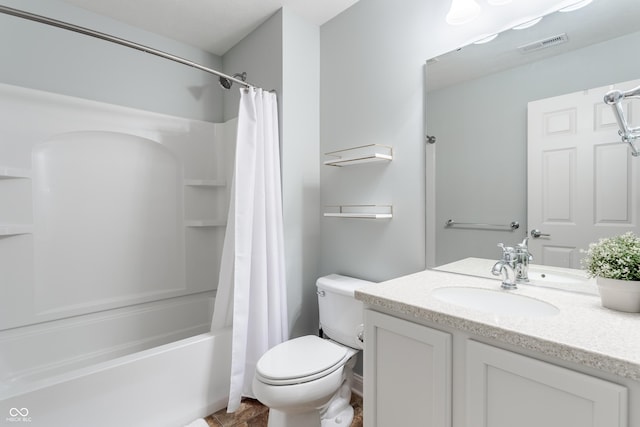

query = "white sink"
[[431, 287, 559, 317], [527, 267, 587, 285]]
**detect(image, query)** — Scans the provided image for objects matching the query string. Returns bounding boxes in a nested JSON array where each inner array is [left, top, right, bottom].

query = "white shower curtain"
[[211, 87, 289, 412]]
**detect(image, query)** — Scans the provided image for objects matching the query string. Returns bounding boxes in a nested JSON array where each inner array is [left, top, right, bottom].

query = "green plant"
[[582, 232, 640, 280]]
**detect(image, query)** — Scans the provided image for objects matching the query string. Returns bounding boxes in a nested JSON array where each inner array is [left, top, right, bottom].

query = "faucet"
[[492, 243, 517, 290], [515, 237, 533, 284]]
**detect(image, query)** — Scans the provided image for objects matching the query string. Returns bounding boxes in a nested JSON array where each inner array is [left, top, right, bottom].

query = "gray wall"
[[0, 0, 223, 122], [281, 9, 321, 338], [222, 8, 321, 338], [221, 11, 283, 122], [320, 0, 431, 283], [429, 31, 640, 266]]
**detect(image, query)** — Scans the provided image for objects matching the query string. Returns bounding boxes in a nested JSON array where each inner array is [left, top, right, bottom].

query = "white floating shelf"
[[184, 179, 226, 187], [185, 220, 226, 228], [0, 167, 31, 179], [0, 224, 34, 236], [324, 144, 393, 167], [324, 205, 393, 220], [324, 212, 393, 219]]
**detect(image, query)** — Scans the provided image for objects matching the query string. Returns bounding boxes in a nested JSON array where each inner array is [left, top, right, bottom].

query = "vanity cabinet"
[[363, 309, 452, 427], [363, 310, 629, 427], [467, 340, 627, 427]]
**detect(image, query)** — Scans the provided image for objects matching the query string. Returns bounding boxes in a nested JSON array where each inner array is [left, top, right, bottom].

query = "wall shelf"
[[323, 205, 393, 220], [185, 220, 226, 228], [183, 179, 226, 187], [0, 167, 31, 179], [324, 144, 393, 167], [0, 225, 34, 236]]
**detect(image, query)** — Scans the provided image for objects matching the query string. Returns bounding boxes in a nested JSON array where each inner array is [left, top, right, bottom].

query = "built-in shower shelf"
[[183, 179, 226, 187], [323, 205, 393, 220], [0, 167, 31, 179], [324, 144, 393, 167], [185, 220, 226, 228], [0, 224, 34, 236]]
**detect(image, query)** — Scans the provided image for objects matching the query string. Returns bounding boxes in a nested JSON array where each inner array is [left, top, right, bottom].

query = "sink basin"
[[431, 287, 559, 317], [527, 267, 587, 285]]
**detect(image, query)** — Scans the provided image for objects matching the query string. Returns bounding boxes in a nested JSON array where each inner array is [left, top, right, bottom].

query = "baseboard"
[[352, 373, 363, 397]]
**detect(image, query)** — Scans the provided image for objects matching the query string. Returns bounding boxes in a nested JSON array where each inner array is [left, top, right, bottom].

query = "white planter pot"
[[596, 277, 640, 313]]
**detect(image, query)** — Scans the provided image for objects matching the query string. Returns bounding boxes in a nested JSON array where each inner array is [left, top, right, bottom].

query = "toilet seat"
[[255, 335, 355, 386]]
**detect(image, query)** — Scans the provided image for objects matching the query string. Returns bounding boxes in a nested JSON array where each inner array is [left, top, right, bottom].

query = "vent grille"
[[518, 33, 569, 53]]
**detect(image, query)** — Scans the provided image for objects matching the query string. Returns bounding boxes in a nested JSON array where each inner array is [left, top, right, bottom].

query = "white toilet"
[[252, 274, 371, 427]]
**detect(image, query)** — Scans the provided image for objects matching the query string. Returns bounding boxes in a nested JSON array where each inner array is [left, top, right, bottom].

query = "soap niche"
[[0, 171, 33, 235], [183, 182, 227, 228]]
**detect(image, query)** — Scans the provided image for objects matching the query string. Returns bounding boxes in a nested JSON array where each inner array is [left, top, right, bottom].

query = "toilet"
[[252, 274, 371, 427]]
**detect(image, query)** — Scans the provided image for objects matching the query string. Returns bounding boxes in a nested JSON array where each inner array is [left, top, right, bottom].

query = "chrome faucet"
[[514, 237, 533, 284], [492, 243, 517, 290]]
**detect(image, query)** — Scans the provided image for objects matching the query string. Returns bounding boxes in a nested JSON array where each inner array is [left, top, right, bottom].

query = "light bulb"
[[446, 0, 482, 25]]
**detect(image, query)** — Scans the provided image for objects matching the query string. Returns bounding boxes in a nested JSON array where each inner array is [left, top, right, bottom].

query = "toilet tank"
[[316, 274, 373, 350]]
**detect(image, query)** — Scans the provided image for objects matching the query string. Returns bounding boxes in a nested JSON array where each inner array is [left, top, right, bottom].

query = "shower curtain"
[[211, 87, 289, 412]]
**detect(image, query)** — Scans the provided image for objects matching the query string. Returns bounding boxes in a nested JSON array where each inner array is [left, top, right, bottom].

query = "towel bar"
[[445, 219, 519, 231]]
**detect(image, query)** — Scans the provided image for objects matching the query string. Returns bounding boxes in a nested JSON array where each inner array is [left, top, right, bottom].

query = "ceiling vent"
[[518, 33, 569, 53]]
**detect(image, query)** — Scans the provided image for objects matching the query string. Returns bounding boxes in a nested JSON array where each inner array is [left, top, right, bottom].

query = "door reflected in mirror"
[[426, 0, 640, 269]]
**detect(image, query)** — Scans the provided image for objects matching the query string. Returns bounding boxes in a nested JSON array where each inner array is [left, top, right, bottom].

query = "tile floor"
[[204, 394, 363, 427]]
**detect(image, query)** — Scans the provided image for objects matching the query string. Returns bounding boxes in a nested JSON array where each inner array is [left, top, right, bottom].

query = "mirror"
[[426, 0, 640, 269]]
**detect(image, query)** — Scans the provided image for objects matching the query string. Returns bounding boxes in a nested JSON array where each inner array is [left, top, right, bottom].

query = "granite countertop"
[[355, 262, 640, 381]]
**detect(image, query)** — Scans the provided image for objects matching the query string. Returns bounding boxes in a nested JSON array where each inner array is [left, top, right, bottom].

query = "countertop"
[[354, 260, 640, 381]]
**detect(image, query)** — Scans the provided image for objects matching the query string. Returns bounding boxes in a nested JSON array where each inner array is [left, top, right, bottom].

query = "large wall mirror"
[[426, 0, 640, 270]]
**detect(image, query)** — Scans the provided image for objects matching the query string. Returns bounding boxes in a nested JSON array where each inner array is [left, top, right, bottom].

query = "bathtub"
[[0, 329, 232, 427], [0, 83, 234, 427]]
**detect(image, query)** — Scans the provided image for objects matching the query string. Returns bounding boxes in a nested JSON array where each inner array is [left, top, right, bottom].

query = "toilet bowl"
[[252, 274, 372, 427], [253, 335, 357, 427]]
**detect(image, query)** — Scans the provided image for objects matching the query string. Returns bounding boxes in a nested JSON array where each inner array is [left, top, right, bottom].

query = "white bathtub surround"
[[0, 83, 235, 423], [212, 88, 288, 412]]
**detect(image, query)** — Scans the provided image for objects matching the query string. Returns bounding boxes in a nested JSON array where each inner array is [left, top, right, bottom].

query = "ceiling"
[[61, 0, 359, 56], [427, 0, 640, 91]]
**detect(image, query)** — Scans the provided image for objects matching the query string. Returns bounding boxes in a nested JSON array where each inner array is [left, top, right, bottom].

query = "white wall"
[[320, 0, 431, 281], [222, 8, 321, 338], [0, 0, 223, 122]]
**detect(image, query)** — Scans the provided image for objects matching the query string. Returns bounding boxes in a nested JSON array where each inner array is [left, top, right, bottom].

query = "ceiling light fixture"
[[512, 16, 543, 30], [473, 33, 499, 44], [559, 0, 593, 12], [446, 0, 482, 25], [487, 0, 512, 5]]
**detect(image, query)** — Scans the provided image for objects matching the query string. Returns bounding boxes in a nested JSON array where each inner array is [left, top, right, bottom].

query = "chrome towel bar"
[[445, 219, 519, 231]]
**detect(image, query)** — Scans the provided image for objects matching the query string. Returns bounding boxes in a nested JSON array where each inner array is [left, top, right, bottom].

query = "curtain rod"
[[0, 4, 255, 90]]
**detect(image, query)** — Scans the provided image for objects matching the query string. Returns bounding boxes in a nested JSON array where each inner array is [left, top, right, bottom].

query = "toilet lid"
[[256, 335, 348, 384]]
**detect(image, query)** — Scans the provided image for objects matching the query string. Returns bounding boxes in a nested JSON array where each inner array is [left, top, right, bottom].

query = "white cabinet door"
[[363, 310, 452, 427], [466, 341, 628, 427]]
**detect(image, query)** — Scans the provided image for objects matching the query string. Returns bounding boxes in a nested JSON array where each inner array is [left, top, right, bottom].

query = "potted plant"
[[582, 232, 640, 313]]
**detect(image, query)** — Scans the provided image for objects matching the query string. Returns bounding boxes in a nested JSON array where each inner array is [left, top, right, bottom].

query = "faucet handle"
[[497, 243, 515, 260], [518, 237, 529, 249], [516, 237, 533, 261]]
